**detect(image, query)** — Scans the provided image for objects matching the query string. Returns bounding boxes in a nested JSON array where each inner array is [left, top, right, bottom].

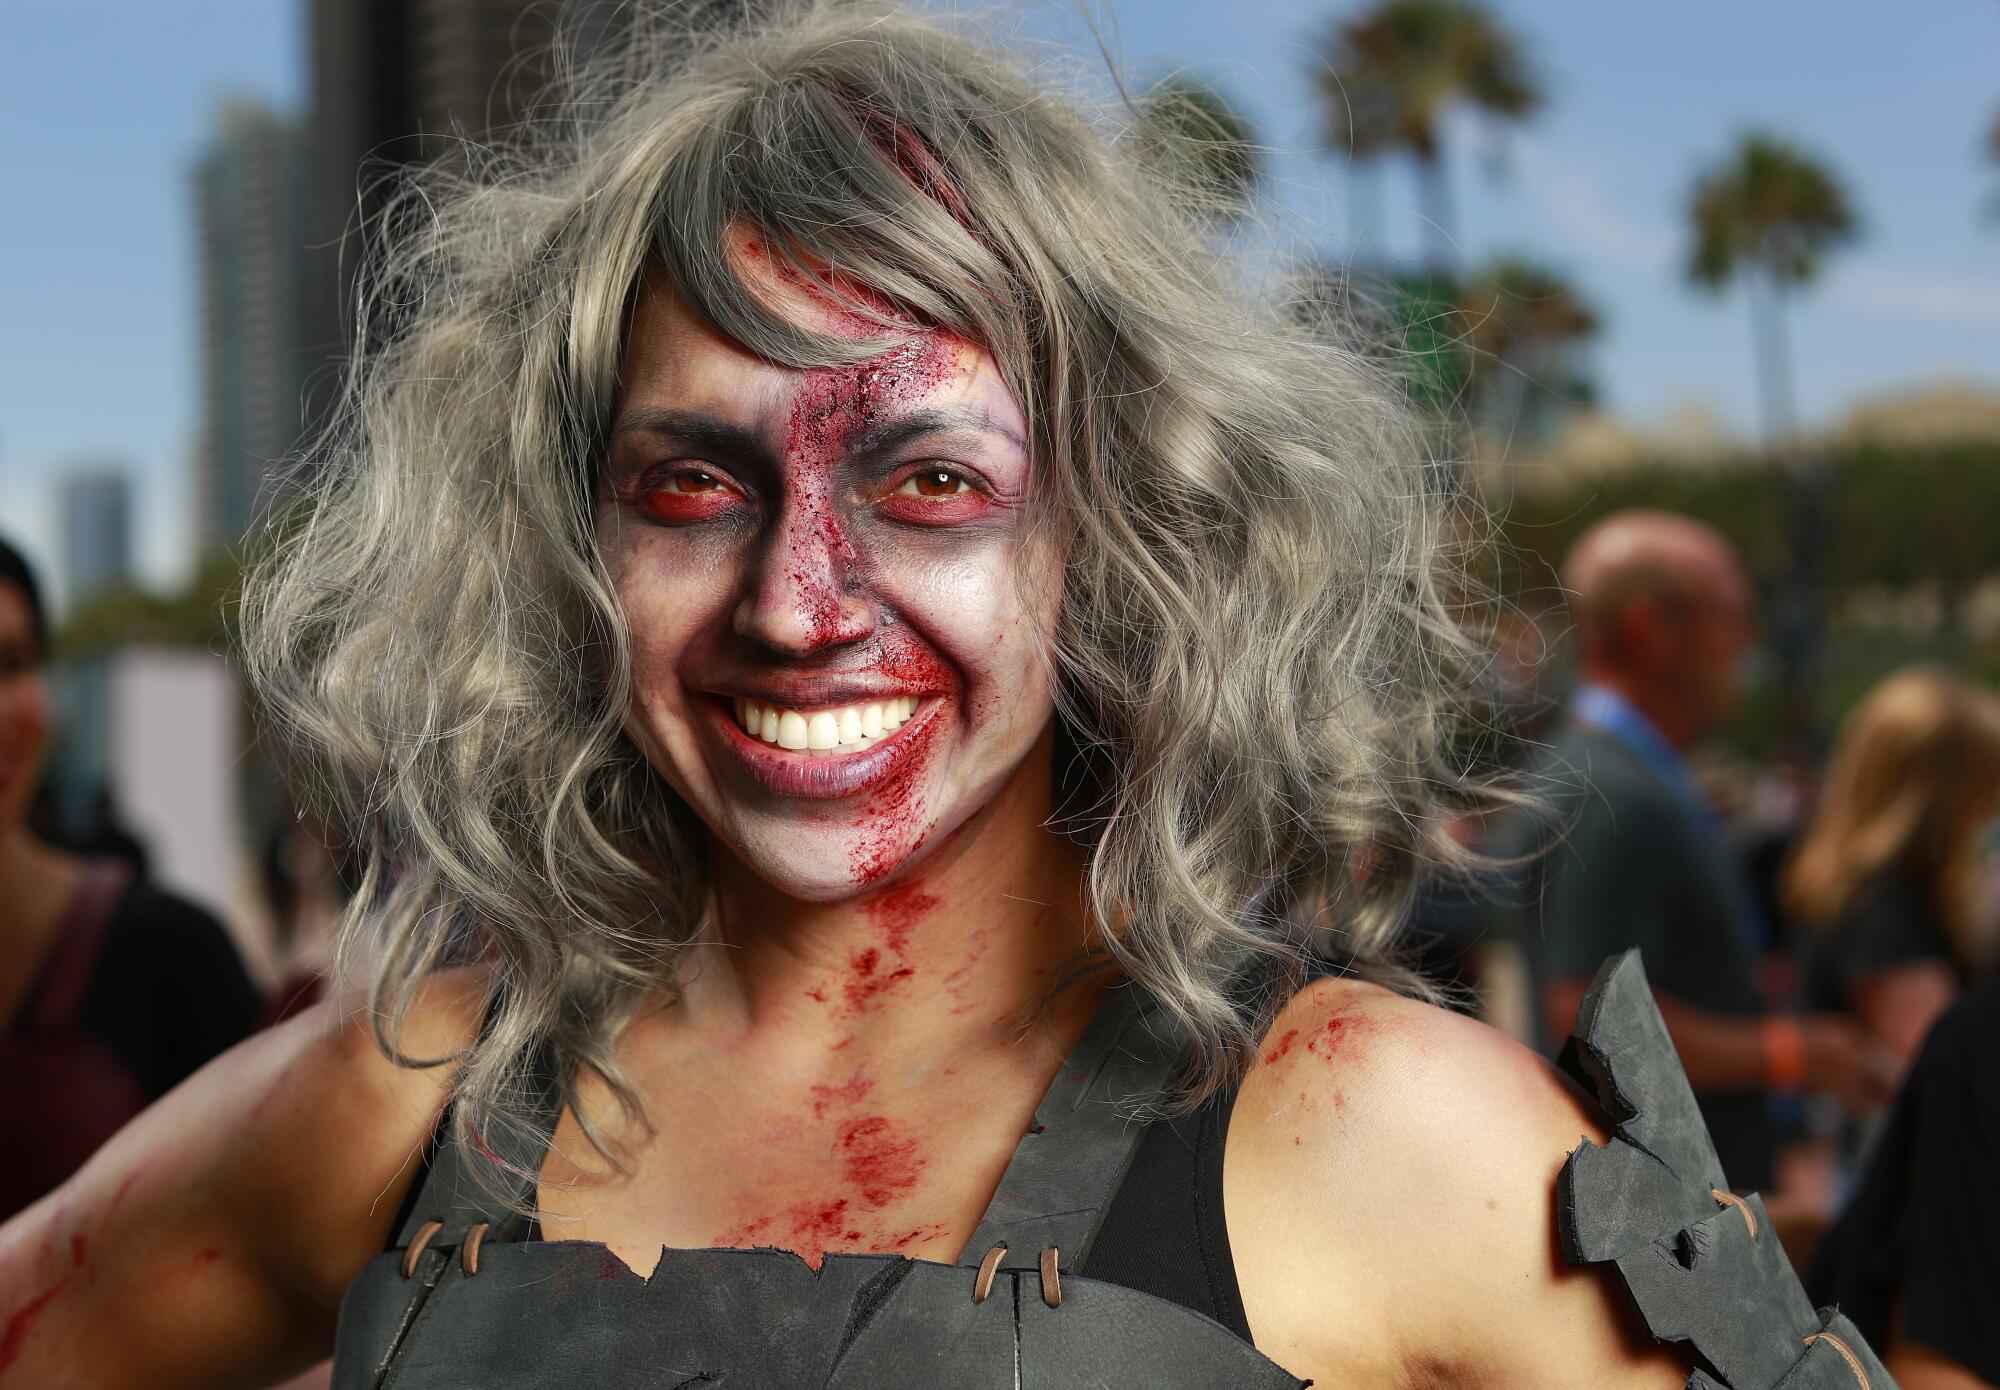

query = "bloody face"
[[597, 234, 1061, 902]]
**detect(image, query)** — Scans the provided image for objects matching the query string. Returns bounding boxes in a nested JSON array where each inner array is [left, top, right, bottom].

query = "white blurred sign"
[[106, 647, 241, 923]]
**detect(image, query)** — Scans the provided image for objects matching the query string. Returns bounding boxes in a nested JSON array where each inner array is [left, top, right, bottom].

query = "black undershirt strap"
[[1079, 1079, 1252, 1342]]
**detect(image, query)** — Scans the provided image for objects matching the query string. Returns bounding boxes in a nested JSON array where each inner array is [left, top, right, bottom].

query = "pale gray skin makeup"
[[598, 252, 1065, 907]]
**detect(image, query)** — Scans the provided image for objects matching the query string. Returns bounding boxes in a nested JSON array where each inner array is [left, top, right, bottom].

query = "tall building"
[[304, 0, 633, 427], [57, 465, 133, 604], [192, 99, 312, 552]]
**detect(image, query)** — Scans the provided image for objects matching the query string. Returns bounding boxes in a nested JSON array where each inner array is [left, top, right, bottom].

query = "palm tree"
[[1455, 254, 1600, 452], [1686, 133, 1858, 447], [1987, 108, 2000, 220], [1313, 42, 1401, 253], [1312, 0, 1541, 267], [1686, 133, 1858, 764], [1132, 74, 1261, 221]]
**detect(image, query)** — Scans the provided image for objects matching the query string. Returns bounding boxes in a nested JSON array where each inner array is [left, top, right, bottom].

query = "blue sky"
[[3, 1, 1997, 599]]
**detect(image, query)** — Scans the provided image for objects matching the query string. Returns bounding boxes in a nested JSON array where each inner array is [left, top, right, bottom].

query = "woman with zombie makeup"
[[0, 6, 1884, 1388]]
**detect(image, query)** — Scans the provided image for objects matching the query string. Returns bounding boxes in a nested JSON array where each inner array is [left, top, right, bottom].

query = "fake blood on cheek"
[[848, 630, 958, 889], [781, 331, 956, 650]]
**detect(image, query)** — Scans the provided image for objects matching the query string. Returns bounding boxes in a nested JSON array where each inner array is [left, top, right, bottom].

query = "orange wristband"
[[1761, 1015, 1806, 1092]]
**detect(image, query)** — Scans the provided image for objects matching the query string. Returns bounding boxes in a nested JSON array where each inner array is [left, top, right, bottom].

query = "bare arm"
[[1230, 981, 1690, 1389], [1544, 975, 1896, 1111], [1852, 961, 1959, 1066], [0, 977, 481, 1389], [1889, 1342, 1997, 1390]]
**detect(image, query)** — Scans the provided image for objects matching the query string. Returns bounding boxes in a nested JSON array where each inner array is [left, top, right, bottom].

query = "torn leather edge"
[[1554, 951, 1900, 1390]]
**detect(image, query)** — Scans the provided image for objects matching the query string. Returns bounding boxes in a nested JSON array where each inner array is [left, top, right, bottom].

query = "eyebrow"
[[845, 406, 1027, 458], [609, 404, 1026, 462], [610, 408, 765, 458]]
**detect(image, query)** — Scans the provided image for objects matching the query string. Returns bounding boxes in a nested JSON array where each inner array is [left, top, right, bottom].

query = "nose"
[[732, 498, 877, 655]]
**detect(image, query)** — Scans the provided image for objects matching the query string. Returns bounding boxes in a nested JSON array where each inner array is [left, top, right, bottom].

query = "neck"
[[0, 823, 80, 936], [1582, 669, 1699, 751], [676, 739, 1102, 1069]]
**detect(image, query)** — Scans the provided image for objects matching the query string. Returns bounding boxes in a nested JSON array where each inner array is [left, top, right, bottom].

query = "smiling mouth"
[[729, 696, 922, 757]]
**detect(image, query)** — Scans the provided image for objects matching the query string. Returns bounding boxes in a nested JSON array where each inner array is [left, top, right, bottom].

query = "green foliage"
[[1686, 133, 1858, 293], [1824, 442, 2000, 597], [1496, 443, 2000, 603], [1496, 455, 1778, 596], [1134, 73, 1261, 216], [1453, 253, 1601, 441], [1492, 441, 2000, 754], [1379, 271, 1475, 412], [54, 548, 245, 658]]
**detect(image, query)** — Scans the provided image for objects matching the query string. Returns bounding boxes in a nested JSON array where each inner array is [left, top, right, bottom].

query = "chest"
[[533, 1050, 1044, 1271], [337, 986, 1312, 1388]]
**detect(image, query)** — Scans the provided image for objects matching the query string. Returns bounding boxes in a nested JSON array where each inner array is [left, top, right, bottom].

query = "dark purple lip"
[[704, 695, 943, 800]]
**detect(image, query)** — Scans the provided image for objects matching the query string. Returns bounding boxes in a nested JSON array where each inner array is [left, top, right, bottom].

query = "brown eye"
[[670, 470, 725, 493], [900, 468, 967, 498]]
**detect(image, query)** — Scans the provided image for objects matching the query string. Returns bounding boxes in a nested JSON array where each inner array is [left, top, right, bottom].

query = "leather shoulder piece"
[[1557, 951, 1897, 1390]]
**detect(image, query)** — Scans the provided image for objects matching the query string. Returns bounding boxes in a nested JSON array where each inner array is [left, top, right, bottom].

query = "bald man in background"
[[1510, 510, 1892, 1192]]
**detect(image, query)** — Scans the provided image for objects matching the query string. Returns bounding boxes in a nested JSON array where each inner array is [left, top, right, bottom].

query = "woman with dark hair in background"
[[1786, 665, 2000, 1064], [0, 535, 260, 1221]]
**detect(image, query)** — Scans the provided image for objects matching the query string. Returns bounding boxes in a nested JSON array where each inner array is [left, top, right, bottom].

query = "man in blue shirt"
[[1512, 510, 1892, 1191]]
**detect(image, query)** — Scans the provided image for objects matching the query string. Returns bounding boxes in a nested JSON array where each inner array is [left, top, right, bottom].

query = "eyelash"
[[628, 461, 993, 525], [890, 465, 978, 499]]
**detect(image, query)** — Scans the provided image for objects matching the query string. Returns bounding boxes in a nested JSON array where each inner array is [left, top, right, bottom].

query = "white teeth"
[[732, 696, 923, 752], [776, 710, 809, 750]]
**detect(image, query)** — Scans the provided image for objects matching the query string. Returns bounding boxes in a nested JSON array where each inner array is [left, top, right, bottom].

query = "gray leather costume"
[[1560, 953, 1896, 1390], [332, 954, 1896, 1387]]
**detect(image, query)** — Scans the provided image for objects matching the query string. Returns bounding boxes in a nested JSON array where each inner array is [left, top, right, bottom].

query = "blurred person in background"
[[0, 534, 260, 1221], [1785, 665, 2000, 1063], [1809, 982, 2000, 1390], [1506, 510, 1894, 1192]]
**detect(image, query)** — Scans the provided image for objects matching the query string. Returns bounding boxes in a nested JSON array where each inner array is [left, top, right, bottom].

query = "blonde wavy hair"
[[1785, 665, 2000, 970], [241, 0, 1499, 1176]]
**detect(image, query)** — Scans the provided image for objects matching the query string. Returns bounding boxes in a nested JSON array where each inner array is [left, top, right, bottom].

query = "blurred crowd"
[[1406, 509, 2000, 1380], [5, 505, 1998, 1381]]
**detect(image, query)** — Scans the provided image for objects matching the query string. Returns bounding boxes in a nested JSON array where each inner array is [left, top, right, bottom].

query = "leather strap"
[[24, 859, 133, 1033], [958, 981, 1180, 1271], [394, 1046, 563, 1250]]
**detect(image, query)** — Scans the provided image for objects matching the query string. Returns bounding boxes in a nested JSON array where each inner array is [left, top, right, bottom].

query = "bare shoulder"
[[1225, 976, 1687, 1390], [225, 966, 493, 1290], [0, 968, 489, 1388]]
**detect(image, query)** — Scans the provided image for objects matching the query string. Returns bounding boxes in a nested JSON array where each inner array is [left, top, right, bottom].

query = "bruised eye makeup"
[[625, 457, 998, 529], [634, 466, 746, 524]]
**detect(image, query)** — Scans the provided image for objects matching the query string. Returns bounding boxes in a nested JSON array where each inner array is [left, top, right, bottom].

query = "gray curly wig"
[[241, 0, 1499, 1179]]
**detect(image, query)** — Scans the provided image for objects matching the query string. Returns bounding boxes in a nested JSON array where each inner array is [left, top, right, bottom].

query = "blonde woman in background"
[[1786, 665, 2000, 1064]]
